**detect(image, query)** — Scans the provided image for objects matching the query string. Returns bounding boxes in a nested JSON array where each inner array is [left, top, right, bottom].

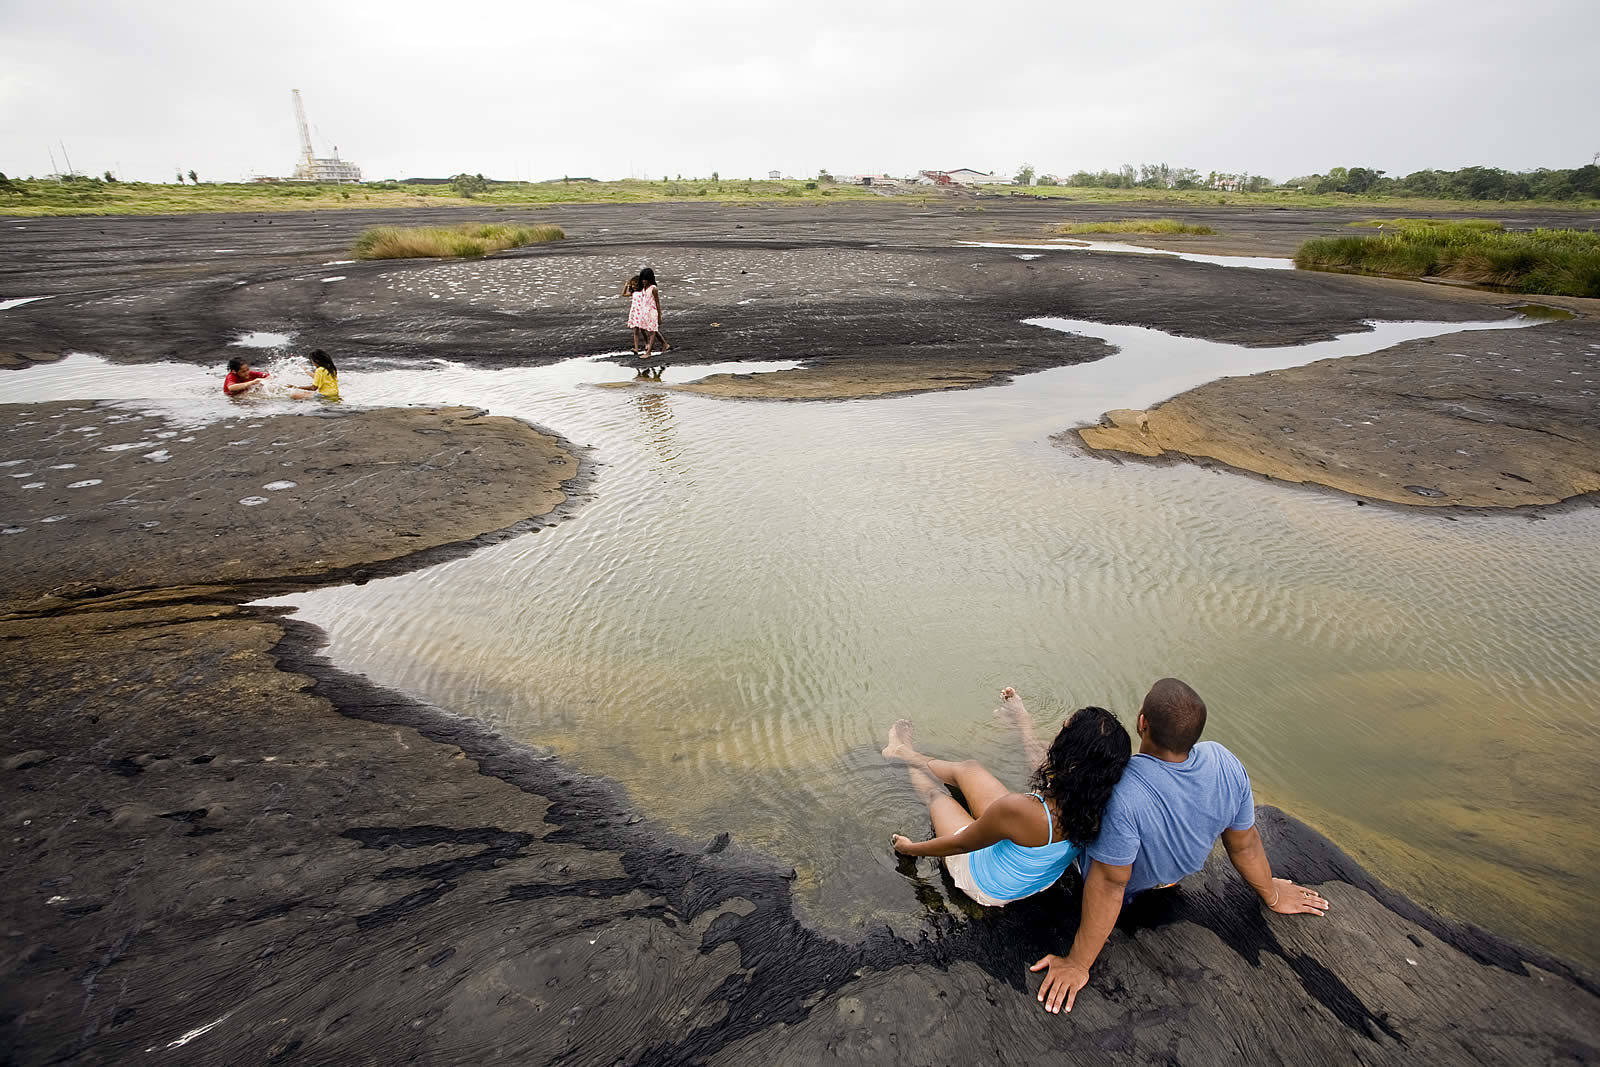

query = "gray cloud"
[[2, 0, 1594, 183]]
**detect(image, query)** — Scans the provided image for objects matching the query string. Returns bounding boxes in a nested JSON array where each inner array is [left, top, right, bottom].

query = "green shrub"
[[1348, 217, 1503, 230], [1056, 218, 1218, 235], [352, 222, 564, 260], [1295, 224, 1600, 296]]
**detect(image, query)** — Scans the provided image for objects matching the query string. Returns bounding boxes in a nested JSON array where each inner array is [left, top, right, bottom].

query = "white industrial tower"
[[290, 90, 362, 183]]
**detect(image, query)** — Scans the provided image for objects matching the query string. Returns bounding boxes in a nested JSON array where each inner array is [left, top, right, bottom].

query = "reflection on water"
[[5, 315, 1596, 968]]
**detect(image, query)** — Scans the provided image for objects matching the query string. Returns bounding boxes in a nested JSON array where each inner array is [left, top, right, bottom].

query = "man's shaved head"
[[1140, 678, 1207, 755]]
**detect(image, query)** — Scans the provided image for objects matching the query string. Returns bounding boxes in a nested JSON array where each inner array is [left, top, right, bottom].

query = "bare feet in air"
[[993, 686, 1029, 729], [882, 718, 916, 761]]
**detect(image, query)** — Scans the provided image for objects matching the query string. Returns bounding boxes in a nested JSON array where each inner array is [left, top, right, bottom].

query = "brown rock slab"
[[1077, 318, 1600, 508]]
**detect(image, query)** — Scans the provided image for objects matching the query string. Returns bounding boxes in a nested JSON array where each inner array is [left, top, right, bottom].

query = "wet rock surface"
[[0, 402, 578, 613], [0, 201, 1562, 396], [3, 602, 1597, 1064], [4, 203, 1600, 1061], [1076, 317, 1600, 509], [0, 396, 1594, 1064]]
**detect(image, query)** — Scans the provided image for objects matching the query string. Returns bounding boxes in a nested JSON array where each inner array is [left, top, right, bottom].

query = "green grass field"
[[352, 222, 564, 260], [1057, 218, 1217, 235], [0, 178, 887, 216], [1295, 222, 1600, 297], [3, 177, 1597, 217]]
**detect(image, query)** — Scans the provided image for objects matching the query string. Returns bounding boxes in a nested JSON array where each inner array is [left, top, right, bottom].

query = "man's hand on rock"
[[1029, 954, 1090, 1014], [1267, 877, 1329, 916]]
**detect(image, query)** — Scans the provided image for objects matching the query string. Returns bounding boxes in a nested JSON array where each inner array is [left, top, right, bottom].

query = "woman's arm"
[[893, 794, 1025, 858]]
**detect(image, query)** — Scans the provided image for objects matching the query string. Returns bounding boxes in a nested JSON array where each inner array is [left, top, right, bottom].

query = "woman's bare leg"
[[884, 719, 972, 836], [994, 686, 1048, 770], [884, 719, 1010, 819]]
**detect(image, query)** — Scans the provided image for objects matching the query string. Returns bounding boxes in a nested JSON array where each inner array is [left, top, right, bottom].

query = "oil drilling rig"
[[289, 89, 361, 183]]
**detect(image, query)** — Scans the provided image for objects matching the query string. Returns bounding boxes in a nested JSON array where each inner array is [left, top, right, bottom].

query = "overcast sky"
[[2, 0, 1595, 184]]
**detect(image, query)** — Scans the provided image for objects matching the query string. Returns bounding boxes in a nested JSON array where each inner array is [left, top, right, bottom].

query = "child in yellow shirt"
[[290, 350, 341, 401]]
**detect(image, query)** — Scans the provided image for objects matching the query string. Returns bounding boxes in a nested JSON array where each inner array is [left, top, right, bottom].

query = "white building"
[[944, 168, 1009, 186], [292, 152, 362, 183]]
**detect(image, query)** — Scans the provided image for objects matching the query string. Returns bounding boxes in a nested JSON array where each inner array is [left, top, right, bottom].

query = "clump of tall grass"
[[352, 222, 564, 260], [1295, 223, 1600, 297], [1347, 217, 1503, 230], [1056, 218, 1217, 236]]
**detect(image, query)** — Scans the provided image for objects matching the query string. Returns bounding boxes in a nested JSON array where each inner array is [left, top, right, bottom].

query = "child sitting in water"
[[289, 349, 341, 401], [223, 356, 269, 396]]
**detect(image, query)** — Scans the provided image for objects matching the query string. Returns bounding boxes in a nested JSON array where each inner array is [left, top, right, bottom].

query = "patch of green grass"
[[352, 222, 564, 260], [0, 177, 887, 216], [1056, 218, 1217, 236], [1347, 217, 1503, 230], [4, 176, 1596, 218], [1294, 224, 1600, 297]]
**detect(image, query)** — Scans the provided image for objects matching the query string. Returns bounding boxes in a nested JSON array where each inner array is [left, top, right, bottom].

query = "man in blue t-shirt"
[[1031, 678, 1329, 1014]]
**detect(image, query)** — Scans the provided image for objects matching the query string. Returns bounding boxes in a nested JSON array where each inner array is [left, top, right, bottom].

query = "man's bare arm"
[[1220, 826, 1329, 915], [1030, 859, 1131, 1013]]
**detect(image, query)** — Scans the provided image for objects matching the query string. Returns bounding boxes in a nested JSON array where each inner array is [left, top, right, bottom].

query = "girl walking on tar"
[[626, 267, 671, 359]]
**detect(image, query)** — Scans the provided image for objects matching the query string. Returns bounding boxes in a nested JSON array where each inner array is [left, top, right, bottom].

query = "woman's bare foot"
[[993, 686, 1028, 729], [882, 718, 916, 761]]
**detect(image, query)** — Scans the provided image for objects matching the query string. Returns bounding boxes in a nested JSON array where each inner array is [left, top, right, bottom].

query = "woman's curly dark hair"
[[1030, 706, 1131, 847]]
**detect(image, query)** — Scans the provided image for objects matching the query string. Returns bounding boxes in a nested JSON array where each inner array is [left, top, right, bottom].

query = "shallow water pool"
[[6, 313, 1596, 967]]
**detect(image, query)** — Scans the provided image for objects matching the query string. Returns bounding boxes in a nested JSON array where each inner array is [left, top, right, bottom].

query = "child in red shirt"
[[223, 356, 269, 396]]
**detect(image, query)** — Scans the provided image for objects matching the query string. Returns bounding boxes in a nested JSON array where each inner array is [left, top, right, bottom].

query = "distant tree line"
[[1285, 164, 1600, 200], [1028, 161, 1599, 200], [1051, 164, 1274, 192]]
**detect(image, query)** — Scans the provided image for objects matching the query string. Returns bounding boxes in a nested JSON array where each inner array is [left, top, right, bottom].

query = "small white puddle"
[[0, 296, 50, 311], [960, 240, 1294, 271], [229, 331, 294, 349], [1024, 314, 1544, 419], [322, 276, 346, 283]]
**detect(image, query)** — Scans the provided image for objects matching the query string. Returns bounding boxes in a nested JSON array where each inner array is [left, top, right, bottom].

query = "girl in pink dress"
[[626, 267, 671, 359]]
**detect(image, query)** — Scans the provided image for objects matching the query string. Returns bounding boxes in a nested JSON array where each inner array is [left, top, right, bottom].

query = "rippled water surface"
[[6, 314, 1597, 967]]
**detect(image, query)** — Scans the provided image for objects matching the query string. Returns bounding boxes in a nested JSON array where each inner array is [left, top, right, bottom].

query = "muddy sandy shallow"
[[2, 402, 1596, 1063]]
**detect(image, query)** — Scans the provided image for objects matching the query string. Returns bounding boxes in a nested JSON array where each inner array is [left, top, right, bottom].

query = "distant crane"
[[288, 90, 361, 183], [293, 89, 316, 178]]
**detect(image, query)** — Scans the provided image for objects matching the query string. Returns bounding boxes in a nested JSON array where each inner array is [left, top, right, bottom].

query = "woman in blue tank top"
[[884, 689, 1131, 907]]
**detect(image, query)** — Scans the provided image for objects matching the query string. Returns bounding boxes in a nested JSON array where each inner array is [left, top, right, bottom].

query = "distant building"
[[768, 170, 781, 179], [943, 168, 1008, 186], [292, 153, 362, 183]]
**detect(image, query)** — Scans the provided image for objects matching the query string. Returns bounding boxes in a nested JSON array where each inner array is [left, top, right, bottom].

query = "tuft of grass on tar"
[[1056, 218, 1217, 236], [1347, 217, 1503, 230], [1295, 222, 1600, 297], [352, 222, 564, 260]]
